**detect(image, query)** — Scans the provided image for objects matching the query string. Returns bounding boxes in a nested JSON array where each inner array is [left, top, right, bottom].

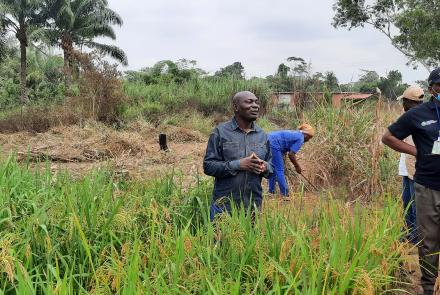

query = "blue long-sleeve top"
[[268, 130, 305, 153]]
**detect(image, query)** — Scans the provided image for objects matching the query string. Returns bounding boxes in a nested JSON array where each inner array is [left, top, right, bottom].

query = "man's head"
[[397, 85, 424, 112], [428, 68, 440, 99], [298, 123, 315, 142], [232, 91, 260, 122]]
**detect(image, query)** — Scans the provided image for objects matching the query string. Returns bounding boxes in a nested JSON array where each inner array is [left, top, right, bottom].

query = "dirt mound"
[[165, 126, 206, 143]]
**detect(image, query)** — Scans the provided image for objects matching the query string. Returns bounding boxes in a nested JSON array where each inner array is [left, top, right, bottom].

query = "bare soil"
[[0, 121, 207, 180]]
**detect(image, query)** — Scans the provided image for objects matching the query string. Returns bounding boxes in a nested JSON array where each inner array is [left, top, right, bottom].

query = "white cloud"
[[105, 0, 428, 84]]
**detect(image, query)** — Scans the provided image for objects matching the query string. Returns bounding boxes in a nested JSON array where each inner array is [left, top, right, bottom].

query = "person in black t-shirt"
[[382, 68, 440, 295]]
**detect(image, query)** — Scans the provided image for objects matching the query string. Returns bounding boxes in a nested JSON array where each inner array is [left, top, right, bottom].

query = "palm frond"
[[75, 24, 115, 39], [0, 14, 18, 32], [42, 28, 61, 45], [85, 41, 127, 65], [97, 8, 122, 26], [27, 26, 47, 42], [73, 0, 95, 19], [55, 0, 74, 29]]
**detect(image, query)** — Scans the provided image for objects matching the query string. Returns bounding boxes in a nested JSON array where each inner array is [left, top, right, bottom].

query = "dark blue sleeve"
[[203, 128, 240, 178], [388, 111, 415, 140]]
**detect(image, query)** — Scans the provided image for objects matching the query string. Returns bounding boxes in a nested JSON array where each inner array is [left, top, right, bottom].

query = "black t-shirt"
[[388, 99, 440, 191]]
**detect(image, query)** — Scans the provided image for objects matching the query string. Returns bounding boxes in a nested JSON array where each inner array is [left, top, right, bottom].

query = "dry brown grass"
[[0, 104, 80, 133], [273, 101, 401, 201], [0, 121, 207, 181]]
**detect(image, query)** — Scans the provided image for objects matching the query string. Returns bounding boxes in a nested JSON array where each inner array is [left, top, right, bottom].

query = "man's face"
[[304, 134, 312, 142], [234, 95, 260, 121], [402, 98, 422, 112], [429, 82, 440, 97]]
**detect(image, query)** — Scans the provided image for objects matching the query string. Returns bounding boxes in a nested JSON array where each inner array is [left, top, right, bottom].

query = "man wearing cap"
[[267, 124, 314, 197], [204, 91, 273, 221], [382, 69, 440, 295], [396, 86, 424, 244]]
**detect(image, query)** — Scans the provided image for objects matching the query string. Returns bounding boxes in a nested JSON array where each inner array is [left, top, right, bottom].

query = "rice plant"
[[0, 155, 406, 294]]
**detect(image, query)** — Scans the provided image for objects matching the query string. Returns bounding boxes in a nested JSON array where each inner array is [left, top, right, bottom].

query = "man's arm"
[[203, 130, 241, 178], [382, 129, 417, 156], [261, 140, 273, 178], [288, 152, 302, 174], [203, 130, 263, 177], [383, 109, 416, 156]]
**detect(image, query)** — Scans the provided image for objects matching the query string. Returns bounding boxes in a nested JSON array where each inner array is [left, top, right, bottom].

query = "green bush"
[[0, 49, 65, 110], [123, 76, 272, 120]]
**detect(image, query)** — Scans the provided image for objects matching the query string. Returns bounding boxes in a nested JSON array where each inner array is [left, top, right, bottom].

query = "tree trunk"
[[16, 18, 28, 105], [61, 34, 73, 94], [63, 48, 72, 93], [19, 37, 28, 104]]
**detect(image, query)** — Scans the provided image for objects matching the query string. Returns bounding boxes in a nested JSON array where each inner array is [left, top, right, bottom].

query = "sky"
[[105, 0, 428, 84]]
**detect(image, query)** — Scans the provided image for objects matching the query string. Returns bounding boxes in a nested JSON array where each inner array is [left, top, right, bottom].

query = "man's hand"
[[288, 152, 302, 174], [240, 153, 266, 174], [251, 153, 267, 174]]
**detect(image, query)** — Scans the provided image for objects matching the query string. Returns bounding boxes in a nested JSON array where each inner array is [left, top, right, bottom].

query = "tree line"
[[124, 57, 409, 101]]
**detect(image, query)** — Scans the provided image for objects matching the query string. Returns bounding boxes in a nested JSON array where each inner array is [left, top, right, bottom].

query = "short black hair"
[[231, 91, 255, 105]]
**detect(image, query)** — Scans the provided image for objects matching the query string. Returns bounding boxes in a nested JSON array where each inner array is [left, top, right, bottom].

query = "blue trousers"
[[268, 148, 289, 196], [210, 199, 231, 222], [402, 176, 417, 244], [210, 198, 259, 222]]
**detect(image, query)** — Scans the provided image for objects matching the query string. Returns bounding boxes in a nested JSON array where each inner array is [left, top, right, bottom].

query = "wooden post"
[[159, 133, 168, 151]]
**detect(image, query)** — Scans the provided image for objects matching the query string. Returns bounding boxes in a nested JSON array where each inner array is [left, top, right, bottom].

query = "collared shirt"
[[388, 98, 440, 191], [268, 130, 304, 153], [203, 117, 273, 208]]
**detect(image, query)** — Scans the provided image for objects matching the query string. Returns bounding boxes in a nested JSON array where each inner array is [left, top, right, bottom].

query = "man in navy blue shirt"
[[204, 91, 273, 221], [382, 68, 440, 295]]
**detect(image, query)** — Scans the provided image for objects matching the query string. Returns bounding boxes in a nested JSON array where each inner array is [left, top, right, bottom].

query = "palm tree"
[[0, 27, 7, 62], [0, 0, 43, 103], [44, 0, 127, 91]]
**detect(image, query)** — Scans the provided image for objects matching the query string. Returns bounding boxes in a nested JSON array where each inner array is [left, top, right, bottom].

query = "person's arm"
[[261, 140, 273, 178], [203, 129, 240, 178], [288, 152, 302, 174], [286, 132, 305, 174], [203, 129, 263, 177], [382, 111, 416, 156], [382, 130, 417, 156]]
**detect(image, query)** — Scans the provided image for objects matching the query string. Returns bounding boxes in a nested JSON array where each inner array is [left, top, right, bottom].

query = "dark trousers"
[[402, 176, 417, 244], [415, 182, 440, 294], [210, 197, 260, 222]]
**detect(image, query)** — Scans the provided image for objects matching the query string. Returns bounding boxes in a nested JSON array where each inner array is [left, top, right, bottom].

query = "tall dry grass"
[[264, 100, 400, 200]]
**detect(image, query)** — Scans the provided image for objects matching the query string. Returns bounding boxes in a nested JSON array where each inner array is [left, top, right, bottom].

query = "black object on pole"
[[159, 133, 168, 151]]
